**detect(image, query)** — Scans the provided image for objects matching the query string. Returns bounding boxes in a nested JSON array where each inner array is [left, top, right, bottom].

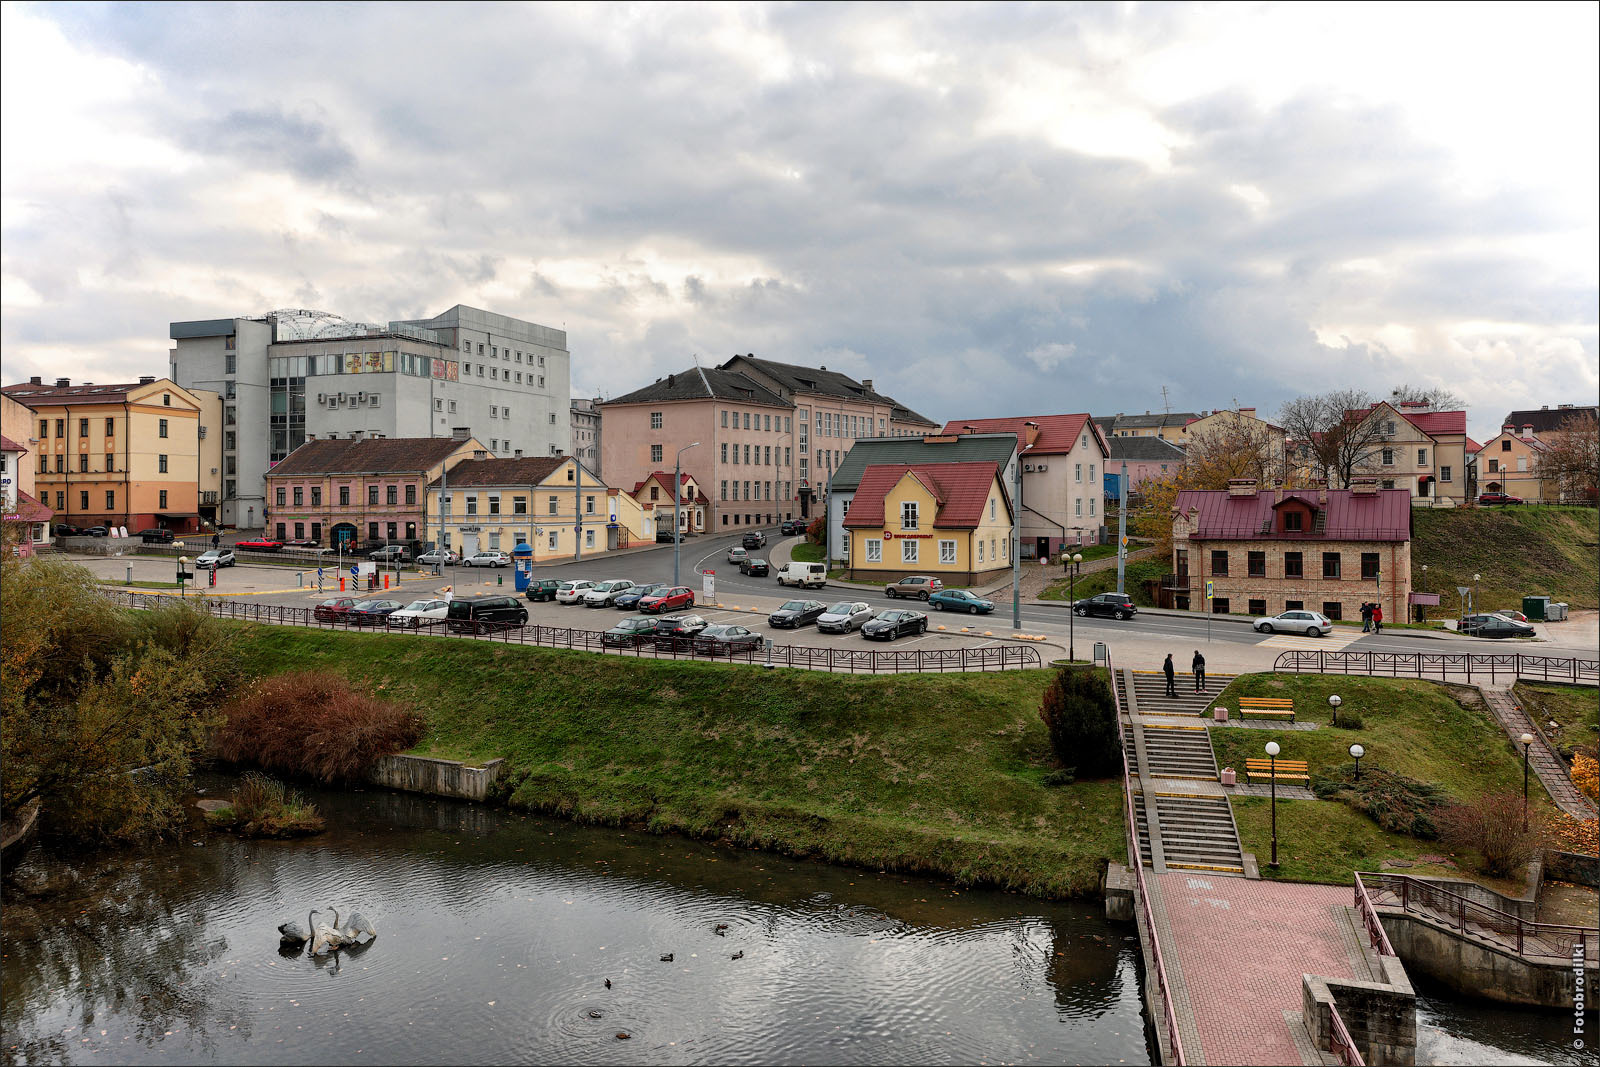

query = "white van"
[[776, 561, 827, 588]]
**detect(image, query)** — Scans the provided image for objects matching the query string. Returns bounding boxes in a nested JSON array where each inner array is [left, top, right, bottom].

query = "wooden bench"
[[1237, 697, 1295, 722], [1245, 758, 1310, 784]]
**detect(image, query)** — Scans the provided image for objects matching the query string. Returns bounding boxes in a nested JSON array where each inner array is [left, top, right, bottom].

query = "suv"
[[138, 528, 175, 544], [1071, 593, 1138, 620], [1477, 493, 1523, 506], [369, 545, 411, 563], [742, 530, 767, 549], [885, 575, 944, 600], [524, 578, 561, 602], [780, 519, 807, 535], [446, 595, 528, 633], [727, 545, 748, 566]]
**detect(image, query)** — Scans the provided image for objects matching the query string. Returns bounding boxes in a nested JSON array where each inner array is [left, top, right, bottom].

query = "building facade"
[[169, 305, 570, 529], [1, 377, 209, 533], [1093, 410, 1203, 444], [842, 462, 1013, 587], [1171, 480, 1412, 621], [570, 397, 602, 477], [1349, 401, 1470, 504], [0, 393, 51, 553], [1105, 436, 1187, 498], [264, 435, 487, 548], [1475, 425, 1555, 501], [629, 470, 708, 535]]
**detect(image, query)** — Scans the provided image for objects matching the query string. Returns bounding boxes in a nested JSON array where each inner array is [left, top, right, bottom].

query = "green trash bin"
[[1521, 595, 1549, 621]]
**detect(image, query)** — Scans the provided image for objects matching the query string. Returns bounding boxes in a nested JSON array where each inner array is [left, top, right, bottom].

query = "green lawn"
[[1040, 558, 1166, 603], [1512, 681, 1600, 756], [789, 542, 824, 563], [228, 625, 1126, 897], [1412, 506, 1599, 612], [96, 578, 184, 590]]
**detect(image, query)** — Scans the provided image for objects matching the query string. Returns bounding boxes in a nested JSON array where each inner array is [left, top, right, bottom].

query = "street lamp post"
[[1349, 743, 1365, 782], [1328, 693, 1342, 727], [1066, 552, 1084, 661], [673, 442, 700, 589], [1520, 732, 1534, 830], [1265, 740, 1281, 868], [177, 556, 188, 597], [1473, 572, 1481, 619]]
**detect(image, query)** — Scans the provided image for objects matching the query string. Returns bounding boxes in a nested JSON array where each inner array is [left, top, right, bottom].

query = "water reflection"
[[4, 777, 1152, 1065]]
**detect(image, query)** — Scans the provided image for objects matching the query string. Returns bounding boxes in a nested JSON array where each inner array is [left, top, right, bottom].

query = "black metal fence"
[[1272, 649, 1598, 686], [106, 592, 1043, 674]]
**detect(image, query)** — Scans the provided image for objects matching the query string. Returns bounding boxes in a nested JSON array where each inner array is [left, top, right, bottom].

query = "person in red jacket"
[[1372, 603, 1383, 634]]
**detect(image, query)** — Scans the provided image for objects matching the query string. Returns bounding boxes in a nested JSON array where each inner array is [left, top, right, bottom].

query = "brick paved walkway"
[[1152, 872, 1356, 1066], [1478, 686, 1597, 818]]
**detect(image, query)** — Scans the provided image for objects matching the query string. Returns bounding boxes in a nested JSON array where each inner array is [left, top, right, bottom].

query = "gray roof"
[[1094, 411, 1201, 430], [720, 354, 934, 424], [1108, 436, 1187, 462], [828, 433, 1018, 493], [1500, 406, 1598, 434], [603, 366, 788, 408]]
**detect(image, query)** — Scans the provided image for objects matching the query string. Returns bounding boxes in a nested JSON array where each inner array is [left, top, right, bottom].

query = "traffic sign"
[[350, 565, 360, 578], [1205, 580, 1215, 601]]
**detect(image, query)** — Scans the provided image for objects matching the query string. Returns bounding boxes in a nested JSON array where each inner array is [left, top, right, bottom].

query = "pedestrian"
[[1192, 650, 1206, 692], [1360, 601, 1372, 633], [1162, 653, 1176, 698], [1372, 603, 1383, 634], [443, 587, 454, 604], [212, 531, 221, 550]]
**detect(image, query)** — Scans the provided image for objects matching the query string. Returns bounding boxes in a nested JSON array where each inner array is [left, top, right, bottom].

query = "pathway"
[[1477, 686, 1597, 818]]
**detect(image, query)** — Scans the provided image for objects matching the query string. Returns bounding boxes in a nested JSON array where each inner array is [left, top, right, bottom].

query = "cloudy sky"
[[2, 2, 1595, 441]]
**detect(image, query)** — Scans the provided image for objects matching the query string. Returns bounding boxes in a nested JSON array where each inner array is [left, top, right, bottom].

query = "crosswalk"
[[1254, 627, 1369, 652]]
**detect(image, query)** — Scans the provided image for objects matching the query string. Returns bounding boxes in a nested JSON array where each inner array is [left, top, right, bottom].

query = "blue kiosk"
[[512, 541, 534, 593]]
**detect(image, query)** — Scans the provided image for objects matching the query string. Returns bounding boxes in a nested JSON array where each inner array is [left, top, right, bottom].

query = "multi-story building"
[[629, 470, 709, 536], [1500, 404, 1599, 435], [1349, 401, 1471, 504], [264, 435, 487, 548], [1, 393, 53, 554], [842, 461, 1014, 586], [1, 376, 210, 533], [169, 305, 570, 529], [1093, 410, 1203, 444], [1475, 424, 1556, 501], [940, 414, 1111, 559], [1105, 436, 1187, 499], [570, 397, 602, 477], [1171, 479, 1412, 621]]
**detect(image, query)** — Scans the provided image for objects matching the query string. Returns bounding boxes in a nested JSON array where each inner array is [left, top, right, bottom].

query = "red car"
[[637, 586, 695, 614], [314, 597, 357, 622], [235, 538, 283, 551], [1477, 493, 1523, 506]]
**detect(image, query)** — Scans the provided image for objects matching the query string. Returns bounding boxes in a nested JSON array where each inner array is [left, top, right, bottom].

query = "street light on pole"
[[672, 442, 700, 589], [1519, 732, 1534, 830], [1066, 552, 1084, 661], [1328, 693, 1342, 727], [1265, 740, 1281, 868], [1349, 743, 1364, 782]]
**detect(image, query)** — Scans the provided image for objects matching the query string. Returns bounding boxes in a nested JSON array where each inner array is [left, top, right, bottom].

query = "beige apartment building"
[[1352, 402, 1470, 504], [1475, 424, 1554, 501], [1093, 410, 1202, 444], [1184, 406, 1291, 484]]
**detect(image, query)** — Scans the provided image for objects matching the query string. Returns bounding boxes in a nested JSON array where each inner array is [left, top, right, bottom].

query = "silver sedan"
[[1252, 610, 1333, 637], [816, 601, 873, 633]]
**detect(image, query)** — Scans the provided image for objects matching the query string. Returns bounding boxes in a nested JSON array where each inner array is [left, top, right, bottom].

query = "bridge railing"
[[1272, 649, 1597, 686], [1357, 871, 1596, 960], [1328, 1004, 1366, 1066]]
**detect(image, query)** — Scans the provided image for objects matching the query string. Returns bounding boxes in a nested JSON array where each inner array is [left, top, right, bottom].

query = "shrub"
[[806, 516, 825, 545], [1042, 768, 1076, 787], [210, 772, 324, 837], [1438, 790, 1542, 877], [1312, 765, 1444, 837], [1038, 667, 1120, 777], [1572, 753, 1599, 803], [212, 671, 425, 783]]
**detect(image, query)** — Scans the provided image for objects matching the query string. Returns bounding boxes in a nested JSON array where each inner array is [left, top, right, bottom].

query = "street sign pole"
[[1116, 460, 1128, 595], [1205, 578, 1214, 643]]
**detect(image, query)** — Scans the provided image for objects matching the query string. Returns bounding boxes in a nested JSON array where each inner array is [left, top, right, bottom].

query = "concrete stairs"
[[1131, 792, 1154, 866], [1151, 793, 1244, 873], [1141, 723, 1220, 781], [1122, 669, 1235, 718]]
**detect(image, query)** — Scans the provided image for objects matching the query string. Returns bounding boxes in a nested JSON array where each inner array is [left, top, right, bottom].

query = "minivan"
[[776, 561, 827, 588], [446, 595, 529, 633]]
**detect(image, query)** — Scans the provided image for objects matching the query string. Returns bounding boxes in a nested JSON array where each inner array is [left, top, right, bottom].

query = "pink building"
[[1107, 435, 1187, 494]]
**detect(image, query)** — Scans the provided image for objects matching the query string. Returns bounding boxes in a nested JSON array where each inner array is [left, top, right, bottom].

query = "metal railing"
[[1328, 1004, 1366, 1066], [1273, 649, 1597, 686], [1108, 654, 1187, 1065], [105, 592, 1043, 674], [1352, 875, 1396, 957], [1357, 872, 1596, 960]]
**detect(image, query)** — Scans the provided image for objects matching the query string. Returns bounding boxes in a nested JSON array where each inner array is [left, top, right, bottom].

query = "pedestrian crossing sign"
[[1205, 580, 1214, 600]]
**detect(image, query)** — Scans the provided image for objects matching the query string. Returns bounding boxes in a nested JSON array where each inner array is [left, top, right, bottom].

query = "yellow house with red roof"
[[842, 461, 1013, 586]]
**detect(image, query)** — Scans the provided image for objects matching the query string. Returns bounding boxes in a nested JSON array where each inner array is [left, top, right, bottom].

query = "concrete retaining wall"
[[1402, 871, 1539, 921], [1303, 953, 1417, 1067], [1379, 909, 1597, 1009], [1544, 849, 1600, 888], [367, 754, 505, 802]]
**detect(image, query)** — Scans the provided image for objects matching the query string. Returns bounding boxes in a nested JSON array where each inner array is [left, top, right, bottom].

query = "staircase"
[[1123, 670, 1234, 717], [1151, 793, 1244, 873], [1131, 791, 1154, 866], [1141, 723, 1220, 781]]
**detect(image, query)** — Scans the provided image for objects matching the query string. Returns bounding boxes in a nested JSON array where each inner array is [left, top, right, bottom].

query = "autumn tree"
[[1538, 411, 1600, 503], [1277, 389, 1389, 487]]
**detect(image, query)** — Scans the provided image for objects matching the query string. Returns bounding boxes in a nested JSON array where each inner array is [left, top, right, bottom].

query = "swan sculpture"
[[309, 908, 349, 956], [278, 909, 314, 946], [338, 910, 378, 943]]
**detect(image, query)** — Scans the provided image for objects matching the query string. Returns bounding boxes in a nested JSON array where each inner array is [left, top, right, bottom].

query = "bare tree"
[[1277, 389, 1388, 487], [1185, 411, 1284, 486], [1388, 384, 1463, 412], [1538, 411, 1600, 503]]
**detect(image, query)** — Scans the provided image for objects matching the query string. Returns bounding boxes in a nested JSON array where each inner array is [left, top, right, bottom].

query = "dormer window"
[[1282, 511, 1304, 532]]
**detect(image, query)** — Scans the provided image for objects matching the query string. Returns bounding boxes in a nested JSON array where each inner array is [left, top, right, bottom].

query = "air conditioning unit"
[[337, 392, 347, 403], [357, 391, 366, 403], [1023, 463, 1035, 472], [317, 393, 326, 404], [1037, 464, 1048, 472]]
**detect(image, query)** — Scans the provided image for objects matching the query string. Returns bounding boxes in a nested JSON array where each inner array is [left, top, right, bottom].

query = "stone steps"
[[1124, 670, 1235, 718], [1142, 724, 1220, 781], [1153, 793, 1244, 872]]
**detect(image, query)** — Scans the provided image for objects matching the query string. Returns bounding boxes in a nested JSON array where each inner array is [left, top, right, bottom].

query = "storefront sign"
[[882, 530, 932, 539]]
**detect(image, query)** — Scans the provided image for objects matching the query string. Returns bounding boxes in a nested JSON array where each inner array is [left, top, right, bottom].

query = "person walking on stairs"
[[1163, 653, 1177, 697], [1192, 650, 1206, 692]]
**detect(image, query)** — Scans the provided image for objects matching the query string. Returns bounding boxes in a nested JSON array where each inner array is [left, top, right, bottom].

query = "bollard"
[[340, 576, 345, 592], [384, 574, 390, 589], [126, 564, 133, 584], [497, 574, 503, 586], [297, 572, 304, 587]]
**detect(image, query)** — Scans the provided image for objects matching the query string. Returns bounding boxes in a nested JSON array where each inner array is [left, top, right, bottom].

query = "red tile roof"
[[939, 413, 1107, 456], [4, 489, 53, 523], [1173, 487, 1412, 542], [1350, 403, 1467, 438], [843, 461, 1005, 530], [0, 435, 27, 454], [630, 470, 709, 504]]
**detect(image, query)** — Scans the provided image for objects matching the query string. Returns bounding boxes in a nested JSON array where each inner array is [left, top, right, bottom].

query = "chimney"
[[514, 449, 523, 458], [1558, 404, 1572, 409], [451, 426, 471, 440], [138, 375, 156, 385], [861, 378, 873, 390], [962, 425, 974, 434], [305, 433, 315, 441], [667, 373, 676, 387], [1502, 424, 1515, 435], [473, 449, 488, 461], [1542, 405, 1550, 410], [29, 376, 41, 385], [1318, 487, 1328, 505], [1521, 424, 1535, 440], [1350, 477, 1379, 495], [1022, 420, 1040, 447], [55, 377, 70, 387], [1227, 478, 1258, 498]]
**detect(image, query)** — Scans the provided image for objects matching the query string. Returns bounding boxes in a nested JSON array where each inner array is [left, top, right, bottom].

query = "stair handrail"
[[1356, 871, 1596, 959]]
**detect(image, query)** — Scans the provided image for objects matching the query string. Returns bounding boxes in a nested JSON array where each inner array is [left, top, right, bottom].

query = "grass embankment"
[[229, 625, 1125, 897], [789, 542, 824, 563], [1211, 674, 1554, 884], [1512, 682, 1600, 757], [1412, 506, 1599, 612], [96, 579, 184, 590], [1040, 558, 1166, 603]]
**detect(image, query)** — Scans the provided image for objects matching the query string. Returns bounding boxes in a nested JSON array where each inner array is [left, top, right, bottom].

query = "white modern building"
[[169, 305, 569, 528], [570, 397, 602, 477]]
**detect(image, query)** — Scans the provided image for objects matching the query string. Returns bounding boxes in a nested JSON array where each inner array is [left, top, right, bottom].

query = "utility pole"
[[1116, 460, 1128, 594], [574, 458, 582, 562], [1011, 445, 1023, 629]]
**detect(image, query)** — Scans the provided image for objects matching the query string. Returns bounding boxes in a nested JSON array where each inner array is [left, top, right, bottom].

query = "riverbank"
[[229, 624, 1125, 898]]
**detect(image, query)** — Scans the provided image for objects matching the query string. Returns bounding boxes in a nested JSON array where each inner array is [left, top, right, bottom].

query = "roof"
[[1173, 487, 1412, 542], [1353, 402, 1467, 438], [1464, 437, 1483, 454], [1475, 431, 1549, 455], [828, 433, 1017, 492], [890, 402, 939, 427], [1502, 406, 1599, 434], [269, 437, 473, 476], [843, 461, 1005, 530], [939, 413, 1107, 456], [4, 489, 53, 523], [603, 366, 788, 408], [427, 456, 565, 488], [2, 380, 172, 405], [720, 354, 935, 425], [0, 434, 26, 454], [1107, 436, 1187, 462], [629, 471, 711, 504], [1095, 411, 1202, 430]]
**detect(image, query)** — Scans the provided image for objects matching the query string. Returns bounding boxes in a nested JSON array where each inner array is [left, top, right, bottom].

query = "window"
[[901, 501, 918, 529], [1075, 462, 1082, 481], [488, 495, 501, 515], [105, 490, 115, 509], [990, 498, 996, 521], [39, 419, 47, 438], [863, 538, 883, 562], [225, 352, 237, 374], [54, 455, 63, 473], [1487, 459, 1499, 473], [158, 453, 169, 473], [335, 486, 348, 506], [159, 419, 168, 438], [977, 540, 984, 563], [1381, 447, 1394, 465], [1212, 597, 1229, 615], [1440, 465, 1452, 482], [1210, 550, 1229, 576], [312, 487, 322, 506], [406, 485, 417, 505], [721, 411, 728, 427], [294, 522, 304, 539], [902, 539, 918, 563], [744, 413, 751, 429], [651, 444, 663, 463], [1382, 479, 1395, 489], [159, 490, 170, 509], [1248, 598, 1266, 616], [79, 454, 89, 473], [79, 418, 89, 437], [293, 487, 304, 506], [513, 495, 527, 515], [1075, 498, 1083, 517], [465, 496, 478, 516], [720, 480, 728, 500], [1285, 600, 1304, 611], [489, 532, 501, 550], [548, 529, 558, 550], [1385, 420, 1396, 435], [1282, 510, 1303, 532], [105, 417, 115, 436], [1285, 551, 1303, 578], [275, 487, 287, 507], [54, 419, 63, 437], [369, 486, 380, 505], [1501, 439, 1512, 452], [939, 539, 957, 564], [1516, 455, 1528, 472], [1322, 552, 1341, 579], [585, 528, 595, 549], [1417, 448, 1428, 466], [1248, 551, 1265, 577], [549, 496, 558, 514], [721, 443, 728, 462], [650, 411, 663, 429], [585, 495, 595, 514], [80, 491, 89, 510], [1361, 552, 1380, 579], [1323, 602, 1343, 620], [744, 444, 751, 464], [386, 522, 397, 540]]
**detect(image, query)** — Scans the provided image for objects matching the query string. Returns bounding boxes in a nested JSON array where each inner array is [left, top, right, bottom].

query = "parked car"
[[314, 597, 358, 622], [656, 528, 684, 544], [416, 548, 458, 565], [727, 545, 749, 566], [347, 599, 405, 625], [781, 519, 807, 535], [368, 545, 411, 563], [138, 528, 175, 544], [389, 598, 449, 628], [929, 589, 995, 614], [283, 538, 320, 548], [776, 561, 827, 588], [445, 595, 529, 633], [1467, 615, 1537, 639], [83, 526, 110, 537], [638, 586, 695, 614], [237, 538, 283, 552], [602, 616, 661, 648], [1493, 609, 1530, 623], [742, 530, 767, 549], [861, 609, 929, 640], [884, 575, 943, 600], [524, 578, 561, 602], [555, 580, 596, 604], [693, 623, 765, 655], [1251, 610, 1332, 637], [194, 549, 235, 569], [465, 551, 511, 568], [739, 557, 770, 577], [54, 524, 83, 537], [768, 599, 827, 629], [613, 582, 666, 610], [652, 613, 709, 647], [816, 601, 873, 633], [1070, 592, 1139, 620], [582, 579, 636, 607], [1477, 493, 1524, 506]]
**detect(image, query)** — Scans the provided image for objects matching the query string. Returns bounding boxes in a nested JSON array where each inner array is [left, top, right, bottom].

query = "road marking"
[[1255, 628, 1366, 652]]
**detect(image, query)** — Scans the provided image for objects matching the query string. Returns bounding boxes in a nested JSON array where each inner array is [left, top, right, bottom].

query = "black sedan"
[[1462, 614, 1537, 639], [347, 599, 405, 625], [739, 557, 770, 577], [1071, 592, 1139, 620], [614, 583, 667, 610], [693, 624, 765, 655], [603, 616, 661, 647], [768, 599, 826, 628], [861, 609, 929, 641], [781, 519, 807, 535]]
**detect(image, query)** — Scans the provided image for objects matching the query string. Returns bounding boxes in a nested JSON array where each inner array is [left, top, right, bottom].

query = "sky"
[[2, 1, 1595, 444]]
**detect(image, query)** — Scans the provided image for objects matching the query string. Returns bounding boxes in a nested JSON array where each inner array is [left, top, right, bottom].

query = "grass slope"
[[1512, 681, 1600, 757], [1412, 506, 1599, 611], [1040, 559, 1166, 603], [230, 625, 1125, 897]]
